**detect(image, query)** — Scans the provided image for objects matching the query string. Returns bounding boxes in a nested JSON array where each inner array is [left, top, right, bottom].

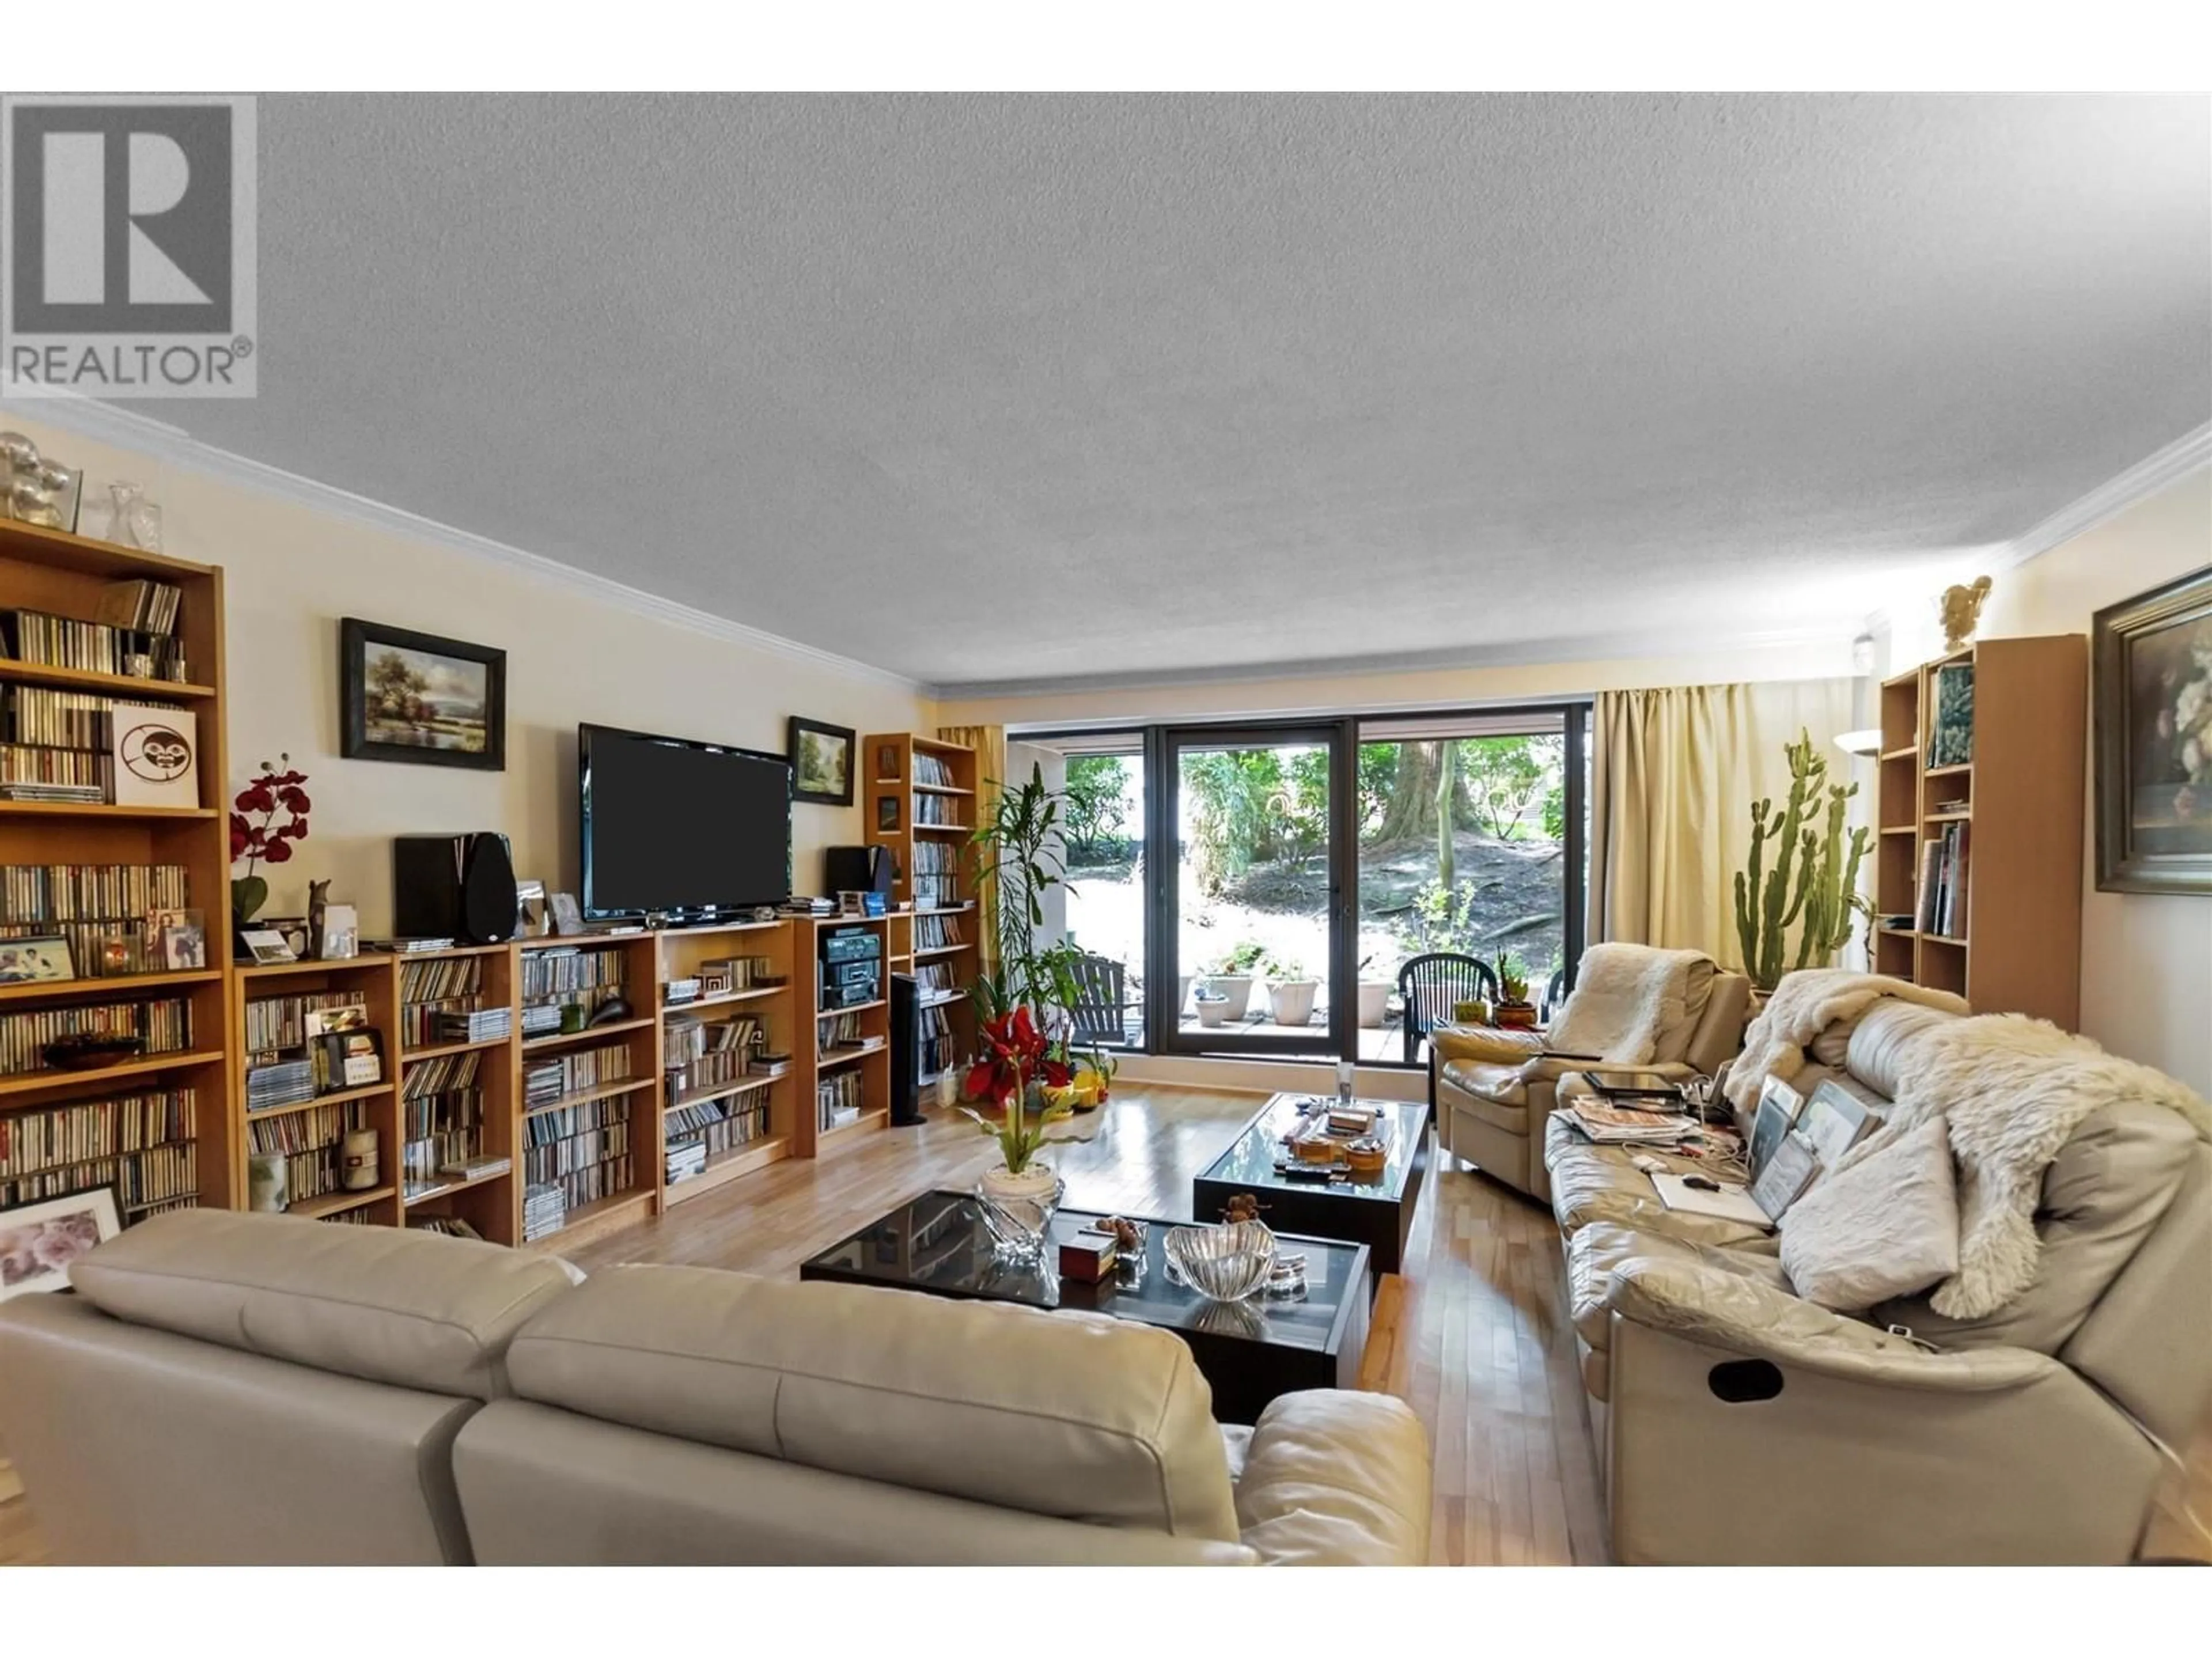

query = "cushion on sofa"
[[502, 1264, 1242, 1540], [1872, 1101, 2199, 1353], [67, 1209, 581, 1400], [1440, 1058, 1528, 1109], [1842, 1000, 1955, 1097], [1779, 1116, 1959, 1312], [1650, 957, 1717, 1065]]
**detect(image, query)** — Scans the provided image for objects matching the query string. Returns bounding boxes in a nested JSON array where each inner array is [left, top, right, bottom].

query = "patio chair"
[[1395, 952, 1499, 1065], [1067, 953, 1138, 1047]]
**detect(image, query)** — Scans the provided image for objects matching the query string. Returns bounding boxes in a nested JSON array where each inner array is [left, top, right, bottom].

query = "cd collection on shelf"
[[1, 861, 192, 979], [665, 1092, 772, 1181], [522, 1094, 633, 1213], [0, 995, 192, 1078], [909, 842, 963, 910], [524, 1041, 632, 1109], [816, 1010, 869, 1052], [695, 955, 777, 994], [816, 1067, 863, 1131], [244, 989, 366, 1061], [399, 955, 491, 1047], [522, 1181, 567, 1243], [0, 1085, 197, 1210], [520, 944, 625, 1021], [245, 1058, 316, 1114], [248, 1099, 373, 1206], [401, 1050, 486, 1196], [912, 910, 965, 953], [911, 791, 965, 827], [912, 751, 956, 789], [665, 1013, 760, 1096], [918, 1002, 957, 1081], [1, 582, 190, 682]]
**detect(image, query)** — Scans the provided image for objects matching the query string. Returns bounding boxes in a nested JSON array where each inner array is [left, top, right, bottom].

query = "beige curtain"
[[937, 724, 1006, 985], [1590, 679, 1857, 971]]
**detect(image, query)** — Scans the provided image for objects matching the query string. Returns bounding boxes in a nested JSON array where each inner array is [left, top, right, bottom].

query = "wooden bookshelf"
[[864, 730, 979, 1096], [394, 943, 517, 1243], [657, 921, 796, 1205], [1874, 634, 2087, 1025], [0, 518, 236, 1218], [791, 914, 893, 1158]]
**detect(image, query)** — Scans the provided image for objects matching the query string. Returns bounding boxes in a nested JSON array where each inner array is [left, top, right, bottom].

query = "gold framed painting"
[[2094, 565, 2212, 895]]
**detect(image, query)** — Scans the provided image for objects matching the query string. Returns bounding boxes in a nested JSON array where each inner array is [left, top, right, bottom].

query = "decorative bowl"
[[1163, 1220, 1277, 1302]]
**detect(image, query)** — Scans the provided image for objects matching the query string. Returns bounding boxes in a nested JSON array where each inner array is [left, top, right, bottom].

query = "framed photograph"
[[240, 929, 297, 965], [0, 1188, 122, 1302], [2094, 566, 2212, 895], [789, 716, 855, 806], [317, 903, 359, 961], [549, 891, 585, 936], [0, 934, 73, 984], [340, 618, 507, 771], [147, 908, 206, 970], [876, 792, 900, 831], [876, 743, 899, 781]]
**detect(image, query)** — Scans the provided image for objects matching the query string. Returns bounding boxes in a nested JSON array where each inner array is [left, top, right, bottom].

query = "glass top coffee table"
[[1192, 1093, 1430, 1277], [798, 1189, 1372, 1425]]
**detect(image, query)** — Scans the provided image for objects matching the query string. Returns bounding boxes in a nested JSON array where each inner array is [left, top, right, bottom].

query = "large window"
[[1012, 706, 1586, 1066]]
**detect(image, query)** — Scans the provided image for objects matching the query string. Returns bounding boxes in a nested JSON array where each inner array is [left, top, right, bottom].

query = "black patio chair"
[[1396, 952, 1500, 1065], [1067, 952, 1138, 1047], [1543, 967, 1567, 1022]]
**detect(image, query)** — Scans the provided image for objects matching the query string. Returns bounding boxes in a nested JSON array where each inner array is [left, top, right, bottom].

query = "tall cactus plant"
[[1732, 729, 1873, 990]]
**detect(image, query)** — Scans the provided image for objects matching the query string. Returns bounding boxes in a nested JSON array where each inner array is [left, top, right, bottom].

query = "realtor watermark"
[[2, 93, 256, 397]]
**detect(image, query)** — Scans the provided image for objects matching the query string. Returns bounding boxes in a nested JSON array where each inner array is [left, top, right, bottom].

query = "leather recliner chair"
[[1431, 959, 1752, 1203]]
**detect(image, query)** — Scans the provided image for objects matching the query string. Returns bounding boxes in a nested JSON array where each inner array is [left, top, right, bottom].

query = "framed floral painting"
[[2094, 565, 2212, 895]]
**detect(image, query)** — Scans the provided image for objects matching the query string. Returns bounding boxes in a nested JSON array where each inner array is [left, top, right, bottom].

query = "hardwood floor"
[[1, 1083, 2205, 1565]]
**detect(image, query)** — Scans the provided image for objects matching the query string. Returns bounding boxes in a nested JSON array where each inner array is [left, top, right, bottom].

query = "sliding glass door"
[[1160, 726, 1347, 1056]]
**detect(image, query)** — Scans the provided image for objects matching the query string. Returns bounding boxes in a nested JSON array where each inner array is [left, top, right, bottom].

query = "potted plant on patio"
[[1356, 952, 1391, 1028], [1194, 984, 1233, 1027], [1204, 941, 1263, 1022], [1262, 951, 1319, 1027], [1491, 950, 1539, 1029]]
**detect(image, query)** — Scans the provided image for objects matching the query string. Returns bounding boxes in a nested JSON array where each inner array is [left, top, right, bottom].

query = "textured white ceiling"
[[162, 93, 2209, 688]]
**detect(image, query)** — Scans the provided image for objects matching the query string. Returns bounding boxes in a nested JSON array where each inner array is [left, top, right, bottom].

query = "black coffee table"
[[798, 1190, 1372, 1425], [1192, 1093, 1430, 1277]]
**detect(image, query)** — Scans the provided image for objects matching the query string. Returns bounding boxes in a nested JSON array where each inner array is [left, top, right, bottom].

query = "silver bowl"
[[1163, 1220, 1277, 1301]]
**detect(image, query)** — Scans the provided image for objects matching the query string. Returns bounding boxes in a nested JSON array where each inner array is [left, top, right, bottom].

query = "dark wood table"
[[1192, 1093, 1429, 1277], [798, 1190, 1371, 1425]]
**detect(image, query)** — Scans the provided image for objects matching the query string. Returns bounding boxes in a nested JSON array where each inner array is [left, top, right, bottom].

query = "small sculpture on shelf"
[[1940, 575, 1994, 654], [1219, 1191, 1267, 1225], [0, 431, 83, 532]]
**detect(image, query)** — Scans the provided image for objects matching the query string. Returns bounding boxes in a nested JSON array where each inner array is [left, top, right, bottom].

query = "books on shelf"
[[918, 1002, 957, 1079], [2, 593, 190, 682], [245, 1058, 317, 1113], [1916, 821, 1972, 940], [912, 910, 965, 952], [402, 1051, 487, 1196], [912, 751, 956, 789], [911, 791, 964, 827], [434, 1005, 513, 1044], [249, 1098, 373, 1206], [665, 1137, 707, 1183], [910, 843, 963, 910], [1, 861, 191, 979], [399, 955, 490, 1047], [245, 988, 365, 1060], [520, 944, 625, 1021], [524, 1042, 632, 1108], [522, 1089, 635, 1213]]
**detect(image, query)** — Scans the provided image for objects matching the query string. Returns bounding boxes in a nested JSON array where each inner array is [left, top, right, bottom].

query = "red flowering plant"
[[230, 753, 310, 926], [958, 1006, 1077, 1176]]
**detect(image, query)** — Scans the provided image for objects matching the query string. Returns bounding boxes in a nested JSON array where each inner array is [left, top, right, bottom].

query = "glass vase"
[[976, 1162, 1062, 1267]]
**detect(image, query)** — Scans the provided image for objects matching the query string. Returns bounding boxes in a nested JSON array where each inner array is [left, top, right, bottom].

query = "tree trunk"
[[1375, 741, 1440, 843], [1436, 744, 1458, 889]]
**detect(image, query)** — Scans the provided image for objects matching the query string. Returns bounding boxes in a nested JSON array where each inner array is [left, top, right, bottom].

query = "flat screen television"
[[579, 723, 793, 922]]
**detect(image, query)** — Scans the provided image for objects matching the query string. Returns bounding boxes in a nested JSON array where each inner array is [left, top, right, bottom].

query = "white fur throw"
[[1725, 970, 1969, 1112], [1546, 944, 1710, 1064], [1849, 1014, 2211, 1318]]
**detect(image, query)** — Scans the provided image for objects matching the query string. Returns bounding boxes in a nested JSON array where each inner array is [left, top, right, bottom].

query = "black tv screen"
[[579, 724, 792, 920]]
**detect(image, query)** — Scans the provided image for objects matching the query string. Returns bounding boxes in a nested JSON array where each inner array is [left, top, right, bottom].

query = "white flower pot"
[[1209, 976, 1253, 1021], [1178, 974, 1193, 1015], [1270, 980, 1319, 1027], [1357, 980, 1391, 1028], [1196, 997, 1233, 1027]]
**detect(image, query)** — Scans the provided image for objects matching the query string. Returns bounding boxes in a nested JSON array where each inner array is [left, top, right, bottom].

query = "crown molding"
[[1999, 420, 2212, 574], [933, 621, 1858, 706], [1, 392, 931, 698]]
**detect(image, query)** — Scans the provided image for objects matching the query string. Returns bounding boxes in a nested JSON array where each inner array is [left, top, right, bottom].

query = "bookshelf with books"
[[395, 945, 518, 1244], [1873, 634, 2087, 1026], [657, 919, 796, 1204], [0, 517, 234, 1217], [863, 730, 978, 1092], [514, 933, 661, 1249], [232, 954, 403, 1226]]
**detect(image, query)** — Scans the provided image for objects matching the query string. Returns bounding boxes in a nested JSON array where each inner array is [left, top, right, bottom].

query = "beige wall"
[[10, 414, 929, 934], [934, 637, 1861, 730], [1978, 470, 2212, 1093]]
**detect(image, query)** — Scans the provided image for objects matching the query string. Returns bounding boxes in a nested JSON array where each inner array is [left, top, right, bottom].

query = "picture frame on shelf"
[[339, 618, 507, 772], [876, 793, 899, 831], [0, 1187, 122, 1302], [549, 891, 585, 936], [0, 934, 73, 984], [239, 929, 297, 966], [2093, 566, 2212, 896], [789, 716, 856, 806], [875, 743, 899, 780], [148, 908, 206, 970]]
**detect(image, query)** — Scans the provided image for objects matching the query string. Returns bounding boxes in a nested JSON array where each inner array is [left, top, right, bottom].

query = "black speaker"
[[889, 971, 924, 1126], [393, 833, 519, 944], [823, 844, 893, 896]]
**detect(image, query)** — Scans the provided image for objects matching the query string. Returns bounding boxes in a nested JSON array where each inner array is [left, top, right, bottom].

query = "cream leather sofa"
[[1432, 963, 1752, 1203], [0, 1210, 1430, 1566], [1550, 1000, 2211, 1565]]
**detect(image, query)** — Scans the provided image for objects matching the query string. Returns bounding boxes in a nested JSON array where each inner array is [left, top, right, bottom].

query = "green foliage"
[[971, 763, 1088, 1024], [1493, 949, 1531, 1002], [1460, 734, 1560, 840], [1181, 748, 1327, 894], [1210, 939, 1266, 975], [1731, 729, 1874, 990], [960, 1086, 1075, 1176], [1257, 950, 1309, 980], [1410, 878, 1480, 955], [1062, 755, 1131, 862]]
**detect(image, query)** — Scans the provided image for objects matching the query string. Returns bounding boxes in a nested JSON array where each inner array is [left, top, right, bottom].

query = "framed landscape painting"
[[2094, 565, 2212, 895], [789, 716, 855, 806], [340, 618, 507, 771]]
